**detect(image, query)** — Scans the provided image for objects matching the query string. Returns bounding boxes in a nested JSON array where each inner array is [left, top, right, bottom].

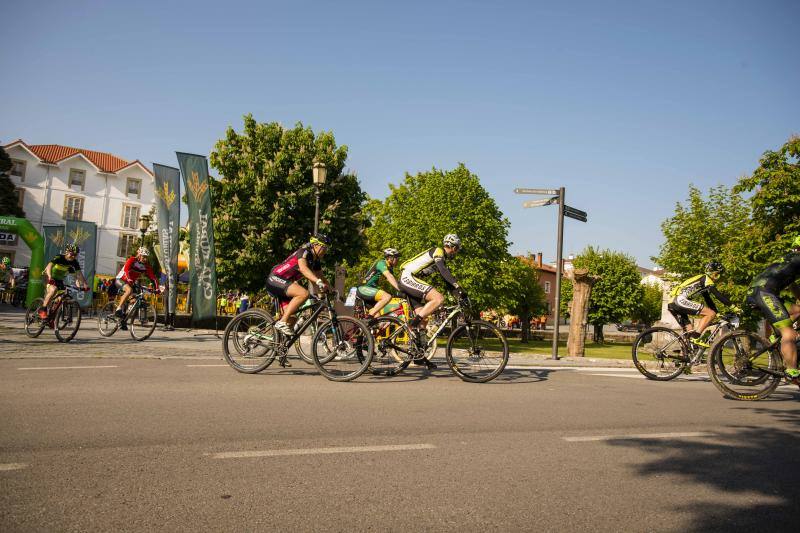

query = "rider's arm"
[[43, 262, 53, 281], [382, 270, 400, 292], [144, 264, 159, 290], [433, 255, 460, 290], [75, 270, 88, 288], [707, 285, 732, 307], [121, 256, 136, 282], [297, 257, 323, 286], [789, 282, 800, 301]]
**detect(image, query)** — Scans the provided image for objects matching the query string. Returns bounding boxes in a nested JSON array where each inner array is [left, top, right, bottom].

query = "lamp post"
[[138, 214, 151, 247], [312, 160, 327, 234]]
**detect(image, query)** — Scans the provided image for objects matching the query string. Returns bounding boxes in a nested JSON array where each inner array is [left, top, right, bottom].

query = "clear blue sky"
[[2, 0, 798, 267]]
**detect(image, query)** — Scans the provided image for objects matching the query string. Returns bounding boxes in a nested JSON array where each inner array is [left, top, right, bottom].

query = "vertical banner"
[[64, 221, 97, 307], [176, 152, 217, 321], [153, 163, 181, 316], [43, 225, 65, 264]]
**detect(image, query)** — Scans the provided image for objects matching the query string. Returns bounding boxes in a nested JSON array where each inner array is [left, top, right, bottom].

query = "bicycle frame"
[[249, 294, 338, 351], [378, 302, 464, 357]]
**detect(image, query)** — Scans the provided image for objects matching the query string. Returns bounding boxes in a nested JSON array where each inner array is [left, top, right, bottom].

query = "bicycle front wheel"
[[54, 300, 82, 342], [631, 327, 688, 381], [129, 301, 158, 341], [707, 331, 782, 401], [222, 309, 278, 373], [97, 302, 120, 337], [312, 316, 374, 381], [445, 320, 509, 383], [24, 298, 46, 338]]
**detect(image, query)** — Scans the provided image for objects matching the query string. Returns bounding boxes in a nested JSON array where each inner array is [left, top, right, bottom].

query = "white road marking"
[[0, 463, 28, 471], [504, 366, 638, 372], [211, 443, 436, 459], [564, 432, 714, 442], [17, 365, 118, 371], [186, 364, 228, 367], [587, 373, 644, 379]]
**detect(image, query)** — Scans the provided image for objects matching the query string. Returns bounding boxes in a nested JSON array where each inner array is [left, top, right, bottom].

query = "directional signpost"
[[515, 186, 588, 360]]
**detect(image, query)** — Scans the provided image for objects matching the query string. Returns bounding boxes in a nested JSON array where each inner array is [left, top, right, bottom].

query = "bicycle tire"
[[129, 300, 158, 341], [707, 331, 782, 401], [445, 320, 509, 383], [54, 300, 82, 342], [24, 298, 46, 338], [222, 309, 278, 373], [97, 301, 120, 337], [370, 315, 414, 376], [312, 316, 374, 382], [631, 327, 688, 381]]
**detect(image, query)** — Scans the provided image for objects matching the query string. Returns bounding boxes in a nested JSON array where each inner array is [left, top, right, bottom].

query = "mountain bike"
[[24, 285, 88, 342], [97, 285, 159, 341], [370, 295, 508, 382], [222, 291, 374, 382], [631, 313, 740, 380], [268, 295, 329, 365]]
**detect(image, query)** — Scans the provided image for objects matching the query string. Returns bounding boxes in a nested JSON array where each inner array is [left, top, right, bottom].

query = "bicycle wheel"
[[370, 316, 414, 376], [222, 309, 279, 373], [445, 320, 509, 383], [312, 316, 374, 381], [295, 307, 330, 365], [98, 302, 120, 337], [24, 297, 46, 338], [54, 300, 82, 342], [631, 327, 688, 380], [707, 331, 783, 400], [129, 301, 158, 341]]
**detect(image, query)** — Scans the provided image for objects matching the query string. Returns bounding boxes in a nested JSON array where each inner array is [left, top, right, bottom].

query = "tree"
[[561, 246, 642, 343], [0, 146, 24, 217], [500, 255, 547, 342], [209, 115, 369, 292], [360, 164, 511, 310], [631, 282, 662, 326]]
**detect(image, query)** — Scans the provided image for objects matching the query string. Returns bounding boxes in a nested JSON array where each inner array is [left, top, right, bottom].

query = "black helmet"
[[310, 233, 331, 246], [705, 261, 724, 275], [64, 243, 80, 255]]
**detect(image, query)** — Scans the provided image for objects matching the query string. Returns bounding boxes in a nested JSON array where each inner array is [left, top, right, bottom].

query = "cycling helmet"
[[792, 235, 800, 250], [443, 233, 461, 249], [1, 257, 9, 267], [383, 248, 400, 258], [64, 243, 79, 255], [310, 233, 331, 246], [136, 247, 149, 257], [705, 261, 724, 275]]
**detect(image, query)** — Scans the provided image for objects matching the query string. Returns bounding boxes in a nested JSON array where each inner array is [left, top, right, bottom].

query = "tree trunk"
[[567, 268, 599, 357], [520, 309, 530, 343]]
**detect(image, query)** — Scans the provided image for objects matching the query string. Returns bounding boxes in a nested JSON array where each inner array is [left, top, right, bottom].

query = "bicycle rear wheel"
[[631, 327, 688, 380], [24, 298, 46, 338], [707, 331, 782, 400], [445, 320, 508, 383], [98, 302, 120, 337], [54, 300, 82, 342], [129, 301, 158, 341], [312, 316, 374, 381], [222, 309, 278, 373], [370, 316, 413, 376]]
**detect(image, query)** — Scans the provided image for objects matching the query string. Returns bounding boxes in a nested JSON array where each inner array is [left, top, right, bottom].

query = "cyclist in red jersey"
[[266, 233, 332, 336], [115, 247, 161, 329]]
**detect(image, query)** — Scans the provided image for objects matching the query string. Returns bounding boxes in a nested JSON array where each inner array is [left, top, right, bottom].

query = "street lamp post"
[[312, 161, 327, 234], [138, 214, 151, 247]]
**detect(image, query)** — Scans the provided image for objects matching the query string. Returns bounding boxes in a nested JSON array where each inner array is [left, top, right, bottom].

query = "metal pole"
[[551, 187, 565, 360], [314, 186, 320, 234]]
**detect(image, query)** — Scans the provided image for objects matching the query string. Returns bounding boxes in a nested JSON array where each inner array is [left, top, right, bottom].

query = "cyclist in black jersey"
[[745, 236, 800, 383]]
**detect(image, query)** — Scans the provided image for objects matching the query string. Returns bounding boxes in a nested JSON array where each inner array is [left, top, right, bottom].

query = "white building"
[[2, 139, 155, 276]]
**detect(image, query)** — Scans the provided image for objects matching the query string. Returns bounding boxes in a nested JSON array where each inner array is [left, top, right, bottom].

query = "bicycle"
[[97, 285, 160, 341], [631, 313, 740, 381], [24, 285, 88, 342], [706, 325, 799, 401], [222, 291, 374, 382], [369, 295, 509, 382]]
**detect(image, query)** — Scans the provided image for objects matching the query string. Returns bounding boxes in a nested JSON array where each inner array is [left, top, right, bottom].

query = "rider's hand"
[[315, 279, 327, 292]]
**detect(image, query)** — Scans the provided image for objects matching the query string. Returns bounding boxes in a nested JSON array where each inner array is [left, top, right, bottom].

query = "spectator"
[[238, 293, 250, 314]]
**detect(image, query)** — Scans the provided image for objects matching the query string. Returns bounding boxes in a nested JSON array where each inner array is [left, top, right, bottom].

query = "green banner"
[[153, 163, 181, 315], [176, 152, 217, 321], [43, 225, 65, 265], [65, 221, 97, 308]]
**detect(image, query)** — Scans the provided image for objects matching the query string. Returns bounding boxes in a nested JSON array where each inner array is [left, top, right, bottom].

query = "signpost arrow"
[[514, 188, 559, 195], [563, 205, 588, 222], [522, 196, 559, 208]]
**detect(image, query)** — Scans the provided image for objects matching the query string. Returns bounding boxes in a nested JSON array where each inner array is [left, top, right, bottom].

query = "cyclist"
[[357, 248, 402, 324], [745, 236, 800, 385], [398, 234, 466, 369], [38, 243, 89, 318], [667, 261, 736, 348], [0, 256, 14, 290], [115, 247, 161, 330], [267, 233, 332, 336]]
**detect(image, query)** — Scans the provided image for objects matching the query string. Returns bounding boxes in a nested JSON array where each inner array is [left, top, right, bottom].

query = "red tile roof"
[[4, 139, 152, 176]]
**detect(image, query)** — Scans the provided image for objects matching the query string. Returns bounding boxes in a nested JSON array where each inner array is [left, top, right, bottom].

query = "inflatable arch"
[[0, 216, 44, 307]]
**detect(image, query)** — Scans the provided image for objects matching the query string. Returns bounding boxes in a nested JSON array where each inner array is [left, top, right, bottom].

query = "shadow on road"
[[608, 404, 800, 532]]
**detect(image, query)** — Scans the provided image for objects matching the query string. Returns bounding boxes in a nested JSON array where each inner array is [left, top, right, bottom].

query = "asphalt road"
[[1, 346, 798, 532]]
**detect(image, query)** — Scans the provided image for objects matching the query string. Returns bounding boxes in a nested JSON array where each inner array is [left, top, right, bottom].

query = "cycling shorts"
[[47, 279, 66, 291], [114, 279, 142, 293], [670, 294, 703, 316], [356, 285, 389, 303], [398, 271, 432, 308], [266, 273, 294, 302], [746, 288, 791, 329]]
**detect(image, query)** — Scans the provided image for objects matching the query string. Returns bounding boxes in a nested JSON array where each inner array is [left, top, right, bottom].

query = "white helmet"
[[383, 248, 400, 258], [136, 247, 149, 257], [443, 234, 461, 248]]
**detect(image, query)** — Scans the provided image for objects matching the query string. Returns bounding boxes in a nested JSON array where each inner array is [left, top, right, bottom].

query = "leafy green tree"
[[359, 164, 511, 310], [209, 115, 369, 292], [631, 282, 662, 326], [0, 146, 24, 217], [507, 255, 547, 342]]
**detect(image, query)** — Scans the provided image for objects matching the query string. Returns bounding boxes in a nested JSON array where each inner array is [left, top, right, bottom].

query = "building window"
[[17, 188, 24, 210], [544, 281, 551, 294], [121, 204, 141, 229], [63, 195, 84, 221], [69, 169, 86, 191], [117, 233, 138, 258], [126, 178, 142, 199], [11, 159, 27, 180]]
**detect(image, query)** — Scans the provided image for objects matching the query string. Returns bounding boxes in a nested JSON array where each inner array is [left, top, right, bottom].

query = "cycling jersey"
[[749, 252, 800, 293], [670, 274, 731, 314], [117, 256, 159, 288], [271, 245, 322, 282], [400, 247, 459, 288], [49, 255, 81, 281], [363, 259, 391, 288]]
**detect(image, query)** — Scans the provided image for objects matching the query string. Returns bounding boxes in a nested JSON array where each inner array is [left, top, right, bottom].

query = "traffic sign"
[[564, 205, 587, 222], [514, 188, 559, 195], [522, 196, 559, 208]]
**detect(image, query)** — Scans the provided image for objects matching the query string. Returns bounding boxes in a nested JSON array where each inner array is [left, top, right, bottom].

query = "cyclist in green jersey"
[[0, 257, 14, 290], [745, 235, 800, 384], [39, 243, 89, 318], [357, 248, 402, 323]]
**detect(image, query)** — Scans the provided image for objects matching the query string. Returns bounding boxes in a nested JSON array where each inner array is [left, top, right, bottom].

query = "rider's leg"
[[279, 282, 308, 327], [775, 321, 798, 372], [116, 284, 134, 314], [41, 283, 56, 308], [368, 290, 392, 318], [695, 307, 717, 334], [414, 289, 444, 321]]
